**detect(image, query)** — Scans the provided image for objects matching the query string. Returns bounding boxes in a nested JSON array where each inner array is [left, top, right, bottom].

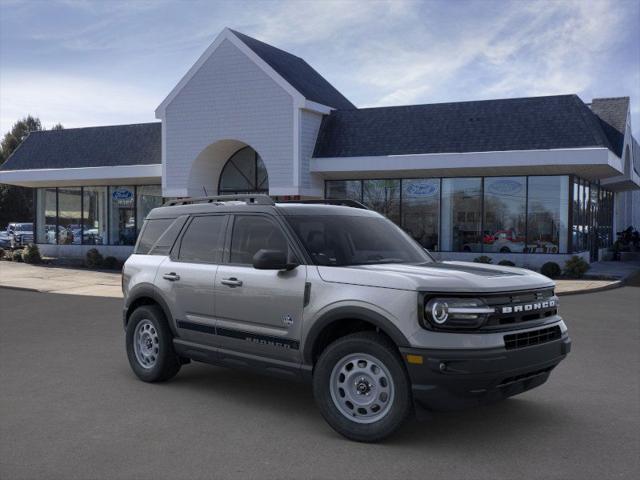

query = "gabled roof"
[[156, 28, 355, 116], [314, 94, 615, 158], [589, 97, 629, 157], [1, 122, 161, 171], [229, 30, 355, 110]]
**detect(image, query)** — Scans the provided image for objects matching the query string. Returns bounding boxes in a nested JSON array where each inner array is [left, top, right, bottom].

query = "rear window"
[[135, 217, 186, 255]]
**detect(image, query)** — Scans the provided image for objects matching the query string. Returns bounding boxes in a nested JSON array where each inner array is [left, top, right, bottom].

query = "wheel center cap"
[[356, 378, 372, 395]]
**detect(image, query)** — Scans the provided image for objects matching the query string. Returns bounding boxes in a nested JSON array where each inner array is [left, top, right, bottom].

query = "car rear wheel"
[[313, 331, 411, 442], [126, 305, 181, 382]]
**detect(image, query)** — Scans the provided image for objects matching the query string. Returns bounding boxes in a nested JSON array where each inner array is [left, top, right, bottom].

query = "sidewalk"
[[1, 260, 638, 299], [0, 262, 122, 298]]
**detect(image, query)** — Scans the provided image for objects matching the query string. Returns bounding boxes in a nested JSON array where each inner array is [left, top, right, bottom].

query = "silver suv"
[[122, 195, 570, 442]]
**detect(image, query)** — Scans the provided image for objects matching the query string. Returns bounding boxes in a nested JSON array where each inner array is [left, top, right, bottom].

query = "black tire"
[[313, 331, 412, 442], [126, 305, 181, 382]]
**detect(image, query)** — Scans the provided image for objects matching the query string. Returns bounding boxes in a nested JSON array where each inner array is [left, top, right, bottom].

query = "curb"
[[557, 280, 623, 297], [0, 285, 42, 293]]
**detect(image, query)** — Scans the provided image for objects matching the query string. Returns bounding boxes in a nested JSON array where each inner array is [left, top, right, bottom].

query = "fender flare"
[[302, 306, 410, 364], [124, 284, 178, 337]]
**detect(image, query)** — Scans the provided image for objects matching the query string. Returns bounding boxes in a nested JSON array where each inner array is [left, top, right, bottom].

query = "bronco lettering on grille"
[[501, 299, 556, 314]]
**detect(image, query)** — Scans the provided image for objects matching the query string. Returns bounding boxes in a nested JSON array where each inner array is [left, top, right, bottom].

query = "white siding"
[[163, 39, 294, 196], [299, 109, 324, 196]]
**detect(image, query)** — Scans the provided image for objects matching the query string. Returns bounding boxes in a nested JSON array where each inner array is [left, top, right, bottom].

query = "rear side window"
[[149, 216, 188, 255], [135, 218, 174, 254], [178, 215, 226, 263]]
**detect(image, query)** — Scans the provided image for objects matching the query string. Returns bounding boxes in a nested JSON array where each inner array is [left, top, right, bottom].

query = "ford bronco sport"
[[122, 195, 570, 442]]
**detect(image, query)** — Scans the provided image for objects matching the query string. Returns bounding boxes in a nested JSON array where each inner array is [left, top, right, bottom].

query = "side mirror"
[[252, 249, 298, 271]]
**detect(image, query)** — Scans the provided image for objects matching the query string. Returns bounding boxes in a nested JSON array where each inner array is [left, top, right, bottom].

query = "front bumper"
[[400, 334, 571, 412]]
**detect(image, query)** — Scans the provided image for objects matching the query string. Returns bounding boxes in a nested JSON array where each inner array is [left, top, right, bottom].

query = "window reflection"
[[83, 187, 107, 245], [441, 178, 482, 252], [57, 188, 82, 245], [362, 180, 400, 224], [137, 185, 163, 232], [325, 180, 362, 202], [36, 188, 57, 244], [526, 176, 569, 253], [402, 179, 440, 250], [483, 177, 526, 253]]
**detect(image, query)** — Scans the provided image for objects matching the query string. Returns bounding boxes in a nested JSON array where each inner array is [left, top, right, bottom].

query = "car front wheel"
[[126, 305, 181, 383], [313, 331, 412, 442]]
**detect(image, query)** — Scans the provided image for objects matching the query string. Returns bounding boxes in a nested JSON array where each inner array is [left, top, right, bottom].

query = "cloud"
[[0, 0, 637, 138], [0, 72, 158, 132]]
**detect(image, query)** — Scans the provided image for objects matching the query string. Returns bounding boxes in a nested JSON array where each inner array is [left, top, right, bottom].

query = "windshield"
[[14, 224, 33, 231], [285, 215, 432, 266]]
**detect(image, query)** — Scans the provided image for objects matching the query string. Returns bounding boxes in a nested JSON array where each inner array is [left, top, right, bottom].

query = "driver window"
[[229, 216, 288, 265]]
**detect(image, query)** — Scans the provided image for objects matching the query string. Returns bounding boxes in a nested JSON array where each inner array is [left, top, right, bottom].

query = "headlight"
[[424, 297, 494, 329]]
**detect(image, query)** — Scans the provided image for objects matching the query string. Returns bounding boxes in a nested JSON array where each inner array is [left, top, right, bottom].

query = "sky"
[[1, 0, 639, 138]]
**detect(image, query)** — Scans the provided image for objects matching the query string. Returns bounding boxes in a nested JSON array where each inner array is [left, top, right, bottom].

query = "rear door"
[[156, 214, 228, 346], [214, 214, 307, 362]]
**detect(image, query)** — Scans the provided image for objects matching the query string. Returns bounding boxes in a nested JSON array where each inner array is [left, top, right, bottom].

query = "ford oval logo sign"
[[405, 181, 439, 197], [112, 189, 133, 200], [488, 179, 523, 195]]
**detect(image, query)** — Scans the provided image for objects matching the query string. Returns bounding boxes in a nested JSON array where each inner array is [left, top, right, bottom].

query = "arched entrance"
[[186, 140, 270, 197], [218, 146, 269, 195]]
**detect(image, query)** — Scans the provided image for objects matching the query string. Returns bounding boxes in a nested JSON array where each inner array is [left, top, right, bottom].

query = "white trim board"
[[310, 148, 624, 180], [0, 164, 161, 187]]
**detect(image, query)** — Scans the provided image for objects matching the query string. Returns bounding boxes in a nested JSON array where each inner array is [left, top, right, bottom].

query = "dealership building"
[[1, 28, 638, 266]]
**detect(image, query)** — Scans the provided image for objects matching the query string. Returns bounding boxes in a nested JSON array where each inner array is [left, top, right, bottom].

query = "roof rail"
[[164, 194, 275, 207], [278, 199, 369, 209]]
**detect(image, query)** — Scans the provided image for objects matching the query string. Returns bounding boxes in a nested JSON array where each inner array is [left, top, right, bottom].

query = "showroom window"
[[36, 188, 58, 244], [483, 177, 527, 254], [440, 178, 482, 252], [527, 176, 569, 254], [137, 185, 163, 232], [401, 179, 440, 250], [57, 188, 82, 245], [109, 186, 136, 245], [326, 174, 595, 255], [325, 180, 362, 202], [82, 187, 107, 245], [35, 185, 164, 247], [362, 179, 401, 224]]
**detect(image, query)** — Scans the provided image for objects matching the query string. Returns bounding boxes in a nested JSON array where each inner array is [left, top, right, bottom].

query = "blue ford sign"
[[112, 188, 133, 201], [405, 181, 439, 197], [488, 179, 523, 195]]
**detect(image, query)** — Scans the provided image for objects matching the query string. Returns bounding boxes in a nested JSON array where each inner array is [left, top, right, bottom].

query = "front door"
[[214, 214, 306, 362], [156, 214, 228, 346]]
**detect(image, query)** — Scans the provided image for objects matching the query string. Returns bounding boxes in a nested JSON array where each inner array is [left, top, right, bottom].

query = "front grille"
[[504, 325, 561, 350], [482, 288, 557, 329]]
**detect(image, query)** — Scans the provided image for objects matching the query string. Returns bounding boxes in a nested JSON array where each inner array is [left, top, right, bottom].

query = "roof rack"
[[278, 199, 369, 209], [164, 194, 275, 207]]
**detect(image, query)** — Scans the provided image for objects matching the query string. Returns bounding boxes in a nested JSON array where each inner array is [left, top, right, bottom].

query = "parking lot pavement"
[[1, 287, 638, 480]]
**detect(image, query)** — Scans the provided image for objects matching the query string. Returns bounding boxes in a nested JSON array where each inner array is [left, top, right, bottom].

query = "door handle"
[[163, 272, 180, 281], [221, 277, 243, 287]]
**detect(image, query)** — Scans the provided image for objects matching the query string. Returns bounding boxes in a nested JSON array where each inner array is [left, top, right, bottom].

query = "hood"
[[317, 261, 554, 293]]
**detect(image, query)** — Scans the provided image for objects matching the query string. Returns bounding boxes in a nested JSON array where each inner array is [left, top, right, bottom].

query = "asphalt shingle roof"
[[1, 122, 161, 171], [230, 29, 355, 110], [313, 94, 615, 158], [589, 97, 629, 157]]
